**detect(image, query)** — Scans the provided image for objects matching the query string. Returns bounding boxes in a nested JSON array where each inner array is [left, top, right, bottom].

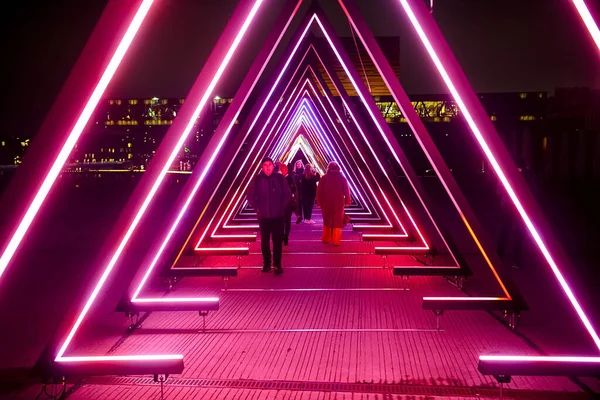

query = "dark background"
[[2, 0, 599, 141]]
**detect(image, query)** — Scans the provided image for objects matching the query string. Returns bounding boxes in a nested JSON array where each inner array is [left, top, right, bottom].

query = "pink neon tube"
[[0, 0, 155, 282], [301, 97, 405, 223], [306, 56, 425, 234], [56, 0, 266, 361], [187, 20, 322, 247], [288, 81, 391, 220], [396, 0, 600, 350], [292, 81, 381, 216], [572, 0, 600, 53], [480, 355, 600, 363], [303, 72, 386, 217]]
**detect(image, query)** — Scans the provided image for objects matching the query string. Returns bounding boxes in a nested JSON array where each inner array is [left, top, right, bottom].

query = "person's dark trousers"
[[283, 209, 293, 245], [258, 217, 284, 271], [302, 196, 315, 220]]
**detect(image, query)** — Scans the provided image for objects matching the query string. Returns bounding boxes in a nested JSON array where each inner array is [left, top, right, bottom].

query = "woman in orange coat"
[[316, 161, 351, 245]]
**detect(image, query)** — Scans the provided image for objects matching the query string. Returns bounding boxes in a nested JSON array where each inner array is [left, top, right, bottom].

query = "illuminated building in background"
[[4, 88, 597, 182]]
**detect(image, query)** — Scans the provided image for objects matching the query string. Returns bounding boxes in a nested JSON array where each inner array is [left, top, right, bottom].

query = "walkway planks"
[[63, 209, 590, 398]]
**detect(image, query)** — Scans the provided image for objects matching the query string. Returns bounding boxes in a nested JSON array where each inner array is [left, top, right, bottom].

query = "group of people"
[[246, 156, 351, 275]]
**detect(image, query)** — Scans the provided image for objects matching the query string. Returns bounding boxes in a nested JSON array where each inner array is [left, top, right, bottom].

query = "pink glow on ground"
[[423, 297, 506, 301], [362, 234, 408, 238], [56, 355, 183, 362], [479, 355, 600, 362], [193, 247, 249, 251], [210, 235, 256, 240]]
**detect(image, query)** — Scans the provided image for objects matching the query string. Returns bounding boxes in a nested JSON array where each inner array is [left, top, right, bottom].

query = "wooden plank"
[[62, 208, 585, 397]]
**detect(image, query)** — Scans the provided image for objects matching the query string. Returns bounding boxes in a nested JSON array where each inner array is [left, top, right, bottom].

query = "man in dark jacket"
[[246, 157, 291, 274]]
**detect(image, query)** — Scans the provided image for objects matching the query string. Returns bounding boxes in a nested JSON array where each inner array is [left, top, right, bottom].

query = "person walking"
[[316, 161, 351, 246], [292, 160, 305, 223], [278, 163, 297, 245], [246, 157, 291, 274], [300, 164, 320, 224]]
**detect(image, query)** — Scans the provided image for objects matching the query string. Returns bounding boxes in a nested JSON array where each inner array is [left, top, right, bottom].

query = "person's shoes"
[[262, 265, 271, 272], [296, 217, 302, 224], [274, 266, 283, 275], [283, 237, 289, 246]]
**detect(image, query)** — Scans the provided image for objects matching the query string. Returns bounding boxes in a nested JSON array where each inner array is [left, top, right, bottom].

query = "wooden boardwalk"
[[59, 209, 595, 399]]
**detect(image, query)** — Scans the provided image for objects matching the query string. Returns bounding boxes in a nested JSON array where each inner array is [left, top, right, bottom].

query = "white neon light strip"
[[194, 247, 249, 251]]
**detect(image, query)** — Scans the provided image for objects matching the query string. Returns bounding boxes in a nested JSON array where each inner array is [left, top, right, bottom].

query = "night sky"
[[2, 0, 599, 139]]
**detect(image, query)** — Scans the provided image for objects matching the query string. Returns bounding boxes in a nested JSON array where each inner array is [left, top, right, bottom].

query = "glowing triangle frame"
[[270, 82, 411, 226], [218, 94, 386, 227], [203, 99, 371, 235], [276, 76, 396, 221], [205, 49, 440, 244], [211, 53, 387, 228], [51, 0, 302, 371], [211, 81, 394, 234], [1, 0, 595, 374], [185, 73, 401, 254], [232, 81, 379, 221], [184, 71, 385, 246], [184, 65, 428, 259], [56, 3, 514, 370], [151, 7, 491, 303], [268, 84, 423, 230], [282, 134, 325, 170], [339, 0, 600, 366], [180, 52, 407, 253]]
